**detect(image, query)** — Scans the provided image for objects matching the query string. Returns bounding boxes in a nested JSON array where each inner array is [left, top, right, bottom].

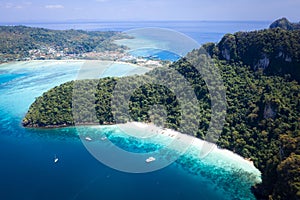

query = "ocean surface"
[[0, 21, 269, 200]]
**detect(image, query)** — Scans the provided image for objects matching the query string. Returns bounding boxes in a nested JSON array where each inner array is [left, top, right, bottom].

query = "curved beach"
[[88, 122, 262, 183]]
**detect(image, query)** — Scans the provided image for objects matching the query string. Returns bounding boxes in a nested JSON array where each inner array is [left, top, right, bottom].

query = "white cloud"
[[45, 4, 64, 9]]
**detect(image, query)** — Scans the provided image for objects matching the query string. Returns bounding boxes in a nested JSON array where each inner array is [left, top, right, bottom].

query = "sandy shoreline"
[[91, 122, 261, 178], [123, 122, 255, 161], [0, 59, 159, 70], [0, 59, 85, 65]]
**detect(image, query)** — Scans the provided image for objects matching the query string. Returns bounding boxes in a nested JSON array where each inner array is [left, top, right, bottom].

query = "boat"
[[54, 155, 59, 163], [85, 136, 92, 141], [146, 156, 156, 163], [101, 136, 107, 141]]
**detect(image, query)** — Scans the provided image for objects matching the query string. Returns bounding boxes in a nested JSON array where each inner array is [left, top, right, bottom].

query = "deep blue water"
[[0, 21, 267, 200], [128, 48, 181, 61]]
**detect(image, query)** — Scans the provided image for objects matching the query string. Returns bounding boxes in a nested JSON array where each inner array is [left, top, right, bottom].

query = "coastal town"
[[25, 47, 165, 68], [0, 26, 167, 69], [1, 40, 166, 69]]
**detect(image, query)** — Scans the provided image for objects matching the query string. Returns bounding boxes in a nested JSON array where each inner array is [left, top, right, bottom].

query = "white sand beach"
[[95, 122, 261, 184]]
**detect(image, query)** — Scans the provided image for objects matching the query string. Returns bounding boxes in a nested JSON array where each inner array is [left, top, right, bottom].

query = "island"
[[0, 25, 166, 68], [21, 18, 300, 200], [0, 26, 126, 62]]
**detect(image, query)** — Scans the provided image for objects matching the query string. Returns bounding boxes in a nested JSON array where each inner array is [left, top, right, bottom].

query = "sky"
[[0, 0, 299, 22]]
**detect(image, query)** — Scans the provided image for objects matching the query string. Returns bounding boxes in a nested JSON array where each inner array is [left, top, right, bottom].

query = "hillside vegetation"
[[203, 25, 300, 82], [22, 19, 300, 199], [23, 49, 300, 199], [0, 26, 127, 62], [269, 17, 300, 30]]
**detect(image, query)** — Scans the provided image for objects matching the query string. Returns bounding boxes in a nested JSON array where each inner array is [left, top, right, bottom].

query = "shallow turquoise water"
[[0, 60, 261, 200], [128, 48, 181, 61]]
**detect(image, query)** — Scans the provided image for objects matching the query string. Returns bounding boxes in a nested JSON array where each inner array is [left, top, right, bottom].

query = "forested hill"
[[0, 26, 126, 62], [22, 20, 300, 199], [203, 19, 300, 82], [23, 51, 300, 199], [269, 17, 300, 30]]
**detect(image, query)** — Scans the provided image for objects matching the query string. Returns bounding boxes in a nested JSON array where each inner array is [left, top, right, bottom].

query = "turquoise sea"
[[0, 21, 269, 200]]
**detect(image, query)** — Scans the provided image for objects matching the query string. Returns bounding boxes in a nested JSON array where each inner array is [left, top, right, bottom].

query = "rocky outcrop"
[[222, 48, 231, 61], [263, 103, 276, 119], [204, 19, 300, 82], [255, 54, 270, 70], [277, 51, 292, 63], [217, 33, 237, 61]]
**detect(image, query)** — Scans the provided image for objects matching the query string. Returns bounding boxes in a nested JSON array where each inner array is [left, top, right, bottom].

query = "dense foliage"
[[23, 67, 208, 135], [22, 19, 300, 199], [0, 26, 127, 62], [204, 27, 300, 82]]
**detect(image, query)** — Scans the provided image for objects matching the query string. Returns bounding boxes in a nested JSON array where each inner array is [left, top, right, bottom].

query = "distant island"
[[20, 18, 300, 200]]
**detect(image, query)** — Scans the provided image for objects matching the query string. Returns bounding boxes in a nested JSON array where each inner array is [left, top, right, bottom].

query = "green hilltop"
[[0, 25, 127, 63], [203, 19, 300, 82], [269, 17, 300, 30]]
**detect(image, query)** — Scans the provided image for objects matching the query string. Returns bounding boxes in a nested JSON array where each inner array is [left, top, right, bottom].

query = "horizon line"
[[0, 19, 272, 25]]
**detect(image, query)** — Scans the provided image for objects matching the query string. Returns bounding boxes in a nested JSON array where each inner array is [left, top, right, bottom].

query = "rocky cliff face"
[[263, 103, 277, 119], [218, 34, 237, 61], [254, 54, 270, 70], [205, 19, 300, 82]]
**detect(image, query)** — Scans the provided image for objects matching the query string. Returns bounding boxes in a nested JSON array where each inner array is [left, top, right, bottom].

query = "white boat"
[[54, 155, 59, 163], [146, 156, 156, 163], [101, 136, 107, 141], [85, 137, 92, 141]]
